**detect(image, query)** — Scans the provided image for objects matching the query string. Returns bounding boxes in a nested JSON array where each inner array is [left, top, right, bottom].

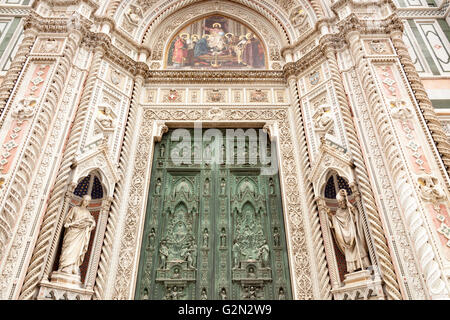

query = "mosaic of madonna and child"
[[166, 15, 266, 69]]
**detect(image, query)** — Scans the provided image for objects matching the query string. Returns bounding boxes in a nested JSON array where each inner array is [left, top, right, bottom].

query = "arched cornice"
[[143, 3, 286, 69], [108, 0, 320, 45]]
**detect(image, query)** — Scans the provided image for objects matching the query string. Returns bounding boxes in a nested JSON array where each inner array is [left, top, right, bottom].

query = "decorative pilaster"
[[0, 30, 81, 271], [390, 28, 450, 181], [347, 28, 450, 299], [19, 46, 106, 300], [0, 26, 38, 127], [287, 76, 332, 299], [93, 73, 145, 300], [321, 37, 402, 300]]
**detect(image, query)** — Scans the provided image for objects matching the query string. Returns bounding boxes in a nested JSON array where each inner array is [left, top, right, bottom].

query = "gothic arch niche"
[[113, 0, 307, 44], [322, 172, 354, 283], [316, 169, 384, 300], [38, 171, 111, 300]]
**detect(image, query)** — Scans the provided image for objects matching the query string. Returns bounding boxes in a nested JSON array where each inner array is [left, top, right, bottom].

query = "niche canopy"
[[166, 15, 267, 70]]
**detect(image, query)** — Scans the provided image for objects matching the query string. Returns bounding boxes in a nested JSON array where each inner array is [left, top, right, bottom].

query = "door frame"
[[106, 106, 318, 300]]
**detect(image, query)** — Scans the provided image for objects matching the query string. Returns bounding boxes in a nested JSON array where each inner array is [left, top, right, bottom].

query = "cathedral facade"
[[0, 0, 449, 300]]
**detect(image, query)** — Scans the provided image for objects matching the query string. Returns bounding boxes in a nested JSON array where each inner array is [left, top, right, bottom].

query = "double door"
[[135, 129, 292, 300]]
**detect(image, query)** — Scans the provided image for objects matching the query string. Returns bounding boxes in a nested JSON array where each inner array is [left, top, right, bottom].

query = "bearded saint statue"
[[327, 189, 370, 273], [58, 195, 96, 275]]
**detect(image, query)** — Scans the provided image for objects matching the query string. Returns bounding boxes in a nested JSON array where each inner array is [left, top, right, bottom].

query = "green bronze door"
[[135, 128, 292, 300]]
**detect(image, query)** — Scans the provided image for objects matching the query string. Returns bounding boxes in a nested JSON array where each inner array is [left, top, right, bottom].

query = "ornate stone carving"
[[417, 174, 447, 207], [327, 190, 370, 274], [390, 100, 413, 121], [313, 105, 334, 137], [11, 98, 37, 120], [56, 196, 95, 277]]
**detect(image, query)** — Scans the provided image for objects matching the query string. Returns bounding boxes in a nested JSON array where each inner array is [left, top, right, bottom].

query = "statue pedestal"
[[332, 269, 385, 300], [343, 269, 371, 285], [50, 271, 82, 287], [37, 271, 94, 300]]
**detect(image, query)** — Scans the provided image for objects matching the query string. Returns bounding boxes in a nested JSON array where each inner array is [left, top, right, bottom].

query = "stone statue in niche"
[[160, 144, 165, 158], [327, 189, 370, 273], [258, 240, 270, 267], [159, 240, 169, 269], [58, 195, 95, 275]]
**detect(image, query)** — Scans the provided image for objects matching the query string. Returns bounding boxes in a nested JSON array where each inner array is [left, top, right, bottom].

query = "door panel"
[[135, 129, 292, 300]]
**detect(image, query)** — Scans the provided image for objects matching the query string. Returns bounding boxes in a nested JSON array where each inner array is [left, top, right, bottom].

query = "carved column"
[[321, 37, 402, 300], [315, 197, 340, 290], [390, 27, 450, 181], [93, 72, 145, 299], [347, 27, 450, 299], [19, 45, 106, 300], [86, 197, 113, 290], [287, 75, 332, 299]]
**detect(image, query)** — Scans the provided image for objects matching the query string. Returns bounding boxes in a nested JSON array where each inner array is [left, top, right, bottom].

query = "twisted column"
[[0, 27, 37, 128], [106, 0, 122, 18], [19, 47, 105, 300], [310, 0, 325, 21], [348, 30, 449, 298], [323, 42, 402, 300], [288, 77, 332, 299], [93, 75, 144, 299], [0, 31, 79, 263], [390, 30, 450, 181]]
